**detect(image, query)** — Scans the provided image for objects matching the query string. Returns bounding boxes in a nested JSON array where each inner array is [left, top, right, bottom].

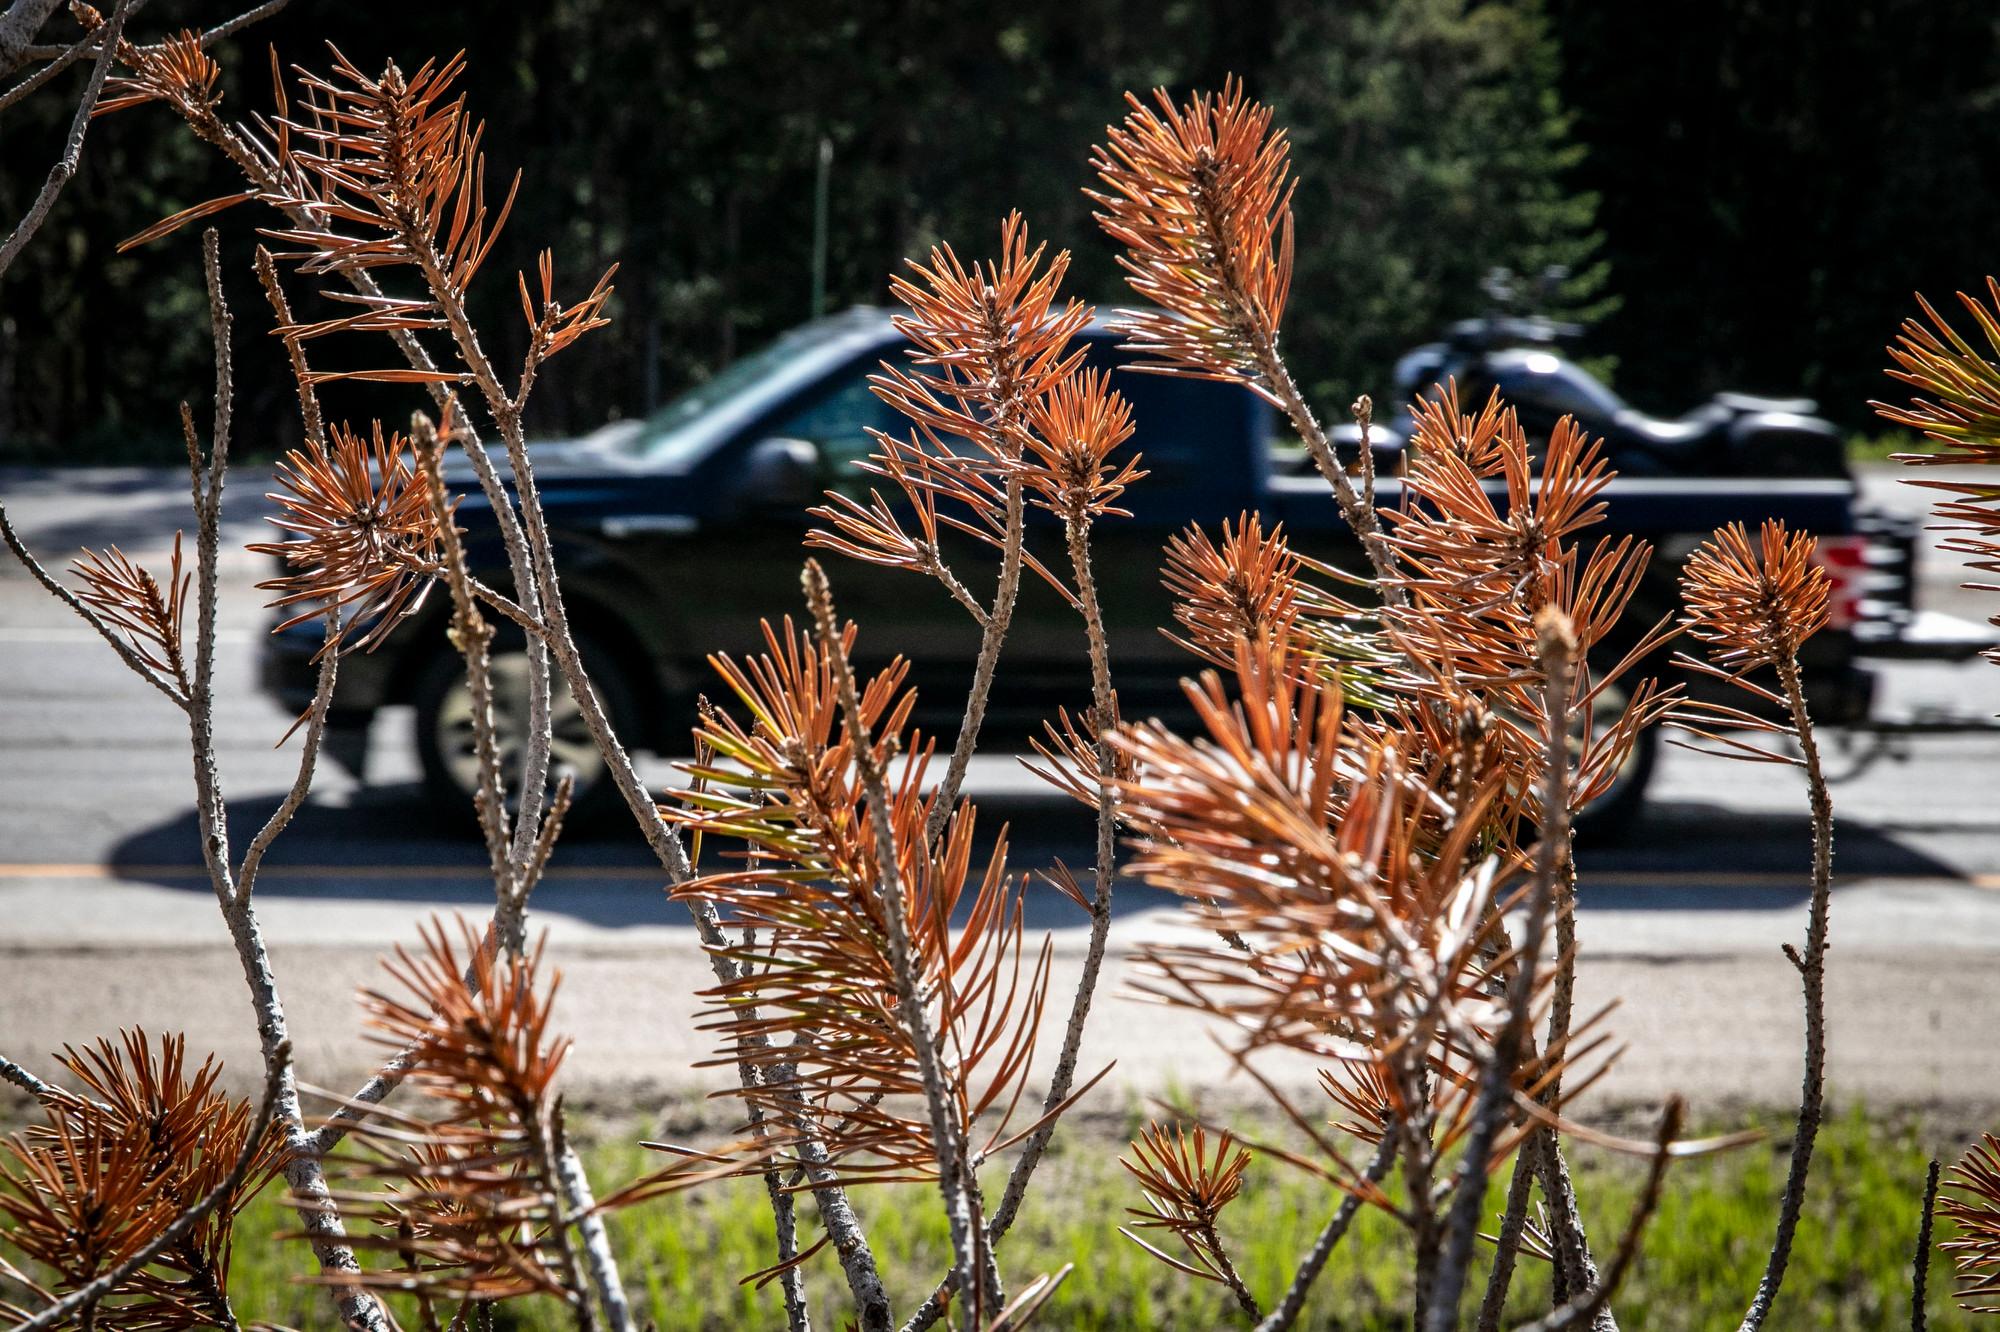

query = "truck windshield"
[[602, 321, 880, 470]]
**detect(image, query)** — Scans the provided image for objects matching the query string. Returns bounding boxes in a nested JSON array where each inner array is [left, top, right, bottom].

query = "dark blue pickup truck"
[[261, 306, 1990, 825]]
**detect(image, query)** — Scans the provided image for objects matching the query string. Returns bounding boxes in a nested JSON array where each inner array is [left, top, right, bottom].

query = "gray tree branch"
[[0, 0, 64, 78], [0, 0, 129, 282], [1738, 650, 1836, 1330], [1254, 1130, 1401, 1332]]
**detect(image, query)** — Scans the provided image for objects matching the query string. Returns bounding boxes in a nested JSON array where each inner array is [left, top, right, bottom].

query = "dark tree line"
[[0, 0, 1993, 461], [1550, 0, 2000, 426]]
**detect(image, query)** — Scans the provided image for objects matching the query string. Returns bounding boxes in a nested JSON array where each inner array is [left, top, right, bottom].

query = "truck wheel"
[[1571, 678, 1659, 840], [412, 637, 639, 833]]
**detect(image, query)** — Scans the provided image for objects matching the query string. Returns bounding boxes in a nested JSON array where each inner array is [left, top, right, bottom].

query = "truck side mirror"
[[736, 436, 822, 513]]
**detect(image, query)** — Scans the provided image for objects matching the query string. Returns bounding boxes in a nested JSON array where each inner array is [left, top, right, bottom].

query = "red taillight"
[[1812, 536, 1868, 630]]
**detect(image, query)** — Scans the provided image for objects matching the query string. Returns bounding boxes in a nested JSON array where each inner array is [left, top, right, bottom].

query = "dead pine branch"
[[1117, 1123, 1260, 1322], [858, 215, 1088, 840], [125, 59, 887, 1311], [1672, 522, 1836, 1331], [990, 367, 1137, 1240], [6, 1039, 291, 1332], [1088, 80, 1403, 598], [176, 230, 393, 1332]]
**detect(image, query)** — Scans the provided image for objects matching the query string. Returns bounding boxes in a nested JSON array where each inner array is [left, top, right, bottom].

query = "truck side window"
[[772, 366, 901, 492]]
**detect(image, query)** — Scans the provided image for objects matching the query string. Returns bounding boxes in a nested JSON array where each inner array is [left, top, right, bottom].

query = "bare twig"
[[1739, 651, 1834, 1331], [1477, 1135, 1544, 1332], [0, 0, 65, 79], [413, 412, 521, 944], [1253, 1129, 1401, 1332], [0, 0, 151, 114], [987, 502, 1117, 1238], [1911, 1158, 1940, 1332], [1427, 609, 1578, 1332], [184, 231, 234, 904], [804, 557, 988, 1325], [192, 0, 288, 46], [1208, 1224, 1262, 1323], [1352, 394, 1377, 515], [1534, 1132, 1606, 1317], [754, 1116, 814, 1332], [8, 1040, 292, 1332], [1533, 866, 1608, 1319], [234, 617, 338, 901], [0, 0, 129, 281], [1513, 1098, 1683, 1332], [0, 1053, 56, 1099], [928, 468, 1025, 843], [252, 247, 325, 450], [175, 229, 389, 1332], [395, 234, 565, 859], [1254, 344, 1402, 600], [3, 0, 274, 96], [551, 1112, 631, 1332]]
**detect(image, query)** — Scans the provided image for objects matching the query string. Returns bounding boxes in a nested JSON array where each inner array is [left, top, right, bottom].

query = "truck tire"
[[412, 635, 639, 834]]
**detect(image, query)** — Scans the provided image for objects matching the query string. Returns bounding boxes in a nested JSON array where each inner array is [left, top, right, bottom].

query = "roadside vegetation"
[[202, 1109, 1973, 1331]]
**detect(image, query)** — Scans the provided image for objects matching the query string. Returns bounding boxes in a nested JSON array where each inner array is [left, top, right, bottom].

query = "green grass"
[[200, 1104, 1978, 1330], [1849, 428, 1936, 463]]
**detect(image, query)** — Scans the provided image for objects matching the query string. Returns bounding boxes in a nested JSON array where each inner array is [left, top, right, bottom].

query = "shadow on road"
[[0, 468, 273, 562], [107, 773, 1968, 929], [108, 780, 1140, 930], [1578, 795, 1960, 908]]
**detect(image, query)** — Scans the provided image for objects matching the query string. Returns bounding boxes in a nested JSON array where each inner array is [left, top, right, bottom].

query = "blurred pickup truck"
[[260, 307, 1997, 826]]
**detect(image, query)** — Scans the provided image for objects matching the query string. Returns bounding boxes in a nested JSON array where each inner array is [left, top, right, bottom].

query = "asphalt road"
[[3, 463, 2000, 1117]]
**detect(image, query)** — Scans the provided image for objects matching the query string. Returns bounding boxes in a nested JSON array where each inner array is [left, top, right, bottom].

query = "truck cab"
[[259, 307, 1981, 828]]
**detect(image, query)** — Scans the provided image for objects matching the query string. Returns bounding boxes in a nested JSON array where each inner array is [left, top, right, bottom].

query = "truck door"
[[1063, 340, 1274, 710]]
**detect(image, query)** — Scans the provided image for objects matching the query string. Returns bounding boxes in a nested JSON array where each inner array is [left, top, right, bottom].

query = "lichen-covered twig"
[[804, 557, 989, 1323], [1427, 609, 1578, 1332], [1512, 1098, 1683, 1332]]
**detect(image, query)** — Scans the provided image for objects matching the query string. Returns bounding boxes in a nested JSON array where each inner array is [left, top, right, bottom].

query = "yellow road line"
[[0, 863, 662, 882], [0, 863, 1991, 888]]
